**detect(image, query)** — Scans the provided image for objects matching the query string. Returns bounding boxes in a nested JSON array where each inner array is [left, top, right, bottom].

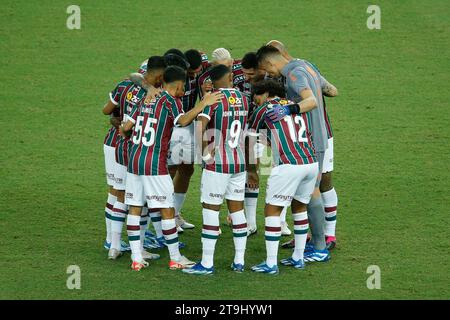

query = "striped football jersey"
[[198, 88, 249, 174], [128, 91, 184, 175], [248, 97, 316, 166]]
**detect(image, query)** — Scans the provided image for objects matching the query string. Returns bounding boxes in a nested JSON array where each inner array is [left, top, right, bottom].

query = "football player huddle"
[[101, 41, 339, 274]]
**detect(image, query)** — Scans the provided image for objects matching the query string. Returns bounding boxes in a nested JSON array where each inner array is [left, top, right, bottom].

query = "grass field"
[[1, 0, 449, 300]]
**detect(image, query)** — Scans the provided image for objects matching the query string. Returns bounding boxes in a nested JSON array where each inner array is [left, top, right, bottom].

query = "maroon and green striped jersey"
[[197, 60, 248, 99], [109, 79, 147, 166], [181, 75, 199, 112], [128, 91, 184, 176], [323, 97, 333, 139], [248, 97, 316, 166], [200, 51, 210, 72], [199, 88, 249, 174], [104, 126, 118, 147]]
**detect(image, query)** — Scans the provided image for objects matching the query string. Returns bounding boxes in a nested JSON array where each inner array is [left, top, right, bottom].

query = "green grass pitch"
[[1, 0, 449, 299]]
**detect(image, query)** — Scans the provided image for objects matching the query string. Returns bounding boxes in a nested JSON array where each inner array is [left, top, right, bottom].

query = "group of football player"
[[101, 40, 339, 274]]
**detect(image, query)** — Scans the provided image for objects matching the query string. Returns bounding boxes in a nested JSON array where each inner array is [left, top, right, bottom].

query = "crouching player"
[[183, 64, 249, 275], [248, 80, 318, 274], [120, 66, 223, 271]]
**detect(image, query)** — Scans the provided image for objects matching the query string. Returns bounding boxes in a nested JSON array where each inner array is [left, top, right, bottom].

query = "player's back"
[[250, 97, 316, 166], [201, 88, 249, 174], [128, 91, 181, 176]]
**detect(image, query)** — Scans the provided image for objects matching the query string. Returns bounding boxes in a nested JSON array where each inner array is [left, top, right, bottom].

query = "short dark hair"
[[164, 53, 190, 70], [256, 45, 281, 65], [241, 52, 258, 69], [164, 48, 185, 59], [184, 49, 202, 70], [146, 55, 166, 71], [252, 79, 286, 98], [163, 66, 187, 84], [209, 64, 231, 82]]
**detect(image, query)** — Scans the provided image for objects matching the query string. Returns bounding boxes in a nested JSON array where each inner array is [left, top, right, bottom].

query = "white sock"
[[265, 216, 281, 268], [201, 208, 220, 268], [244, 187, 258, 229], [149, 209, 163, 238], [173, 193, 187, 217], [161, 218, 181, 261], [230, 210, 247, 265], [292, 211, 309, 261], [127, 214, 142, 262], [105, 193, 117, 243], [110, 200, 127, 251], [140, 207, 149, 251], [321, 188, 338, 237], [280, 206, 287, 224]]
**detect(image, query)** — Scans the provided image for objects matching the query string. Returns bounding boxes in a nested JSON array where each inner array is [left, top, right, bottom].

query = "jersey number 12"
[[284, 116, 307, 143]]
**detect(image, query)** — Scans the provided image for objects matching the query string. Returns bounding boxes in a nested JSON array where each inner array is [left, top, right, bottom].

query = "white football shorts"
[[265, 163, 319, 207], [322, 137, 334, 173], [168, 122, 195, 165], [201, 169, 246, 205], [125, 173, 174, 208]]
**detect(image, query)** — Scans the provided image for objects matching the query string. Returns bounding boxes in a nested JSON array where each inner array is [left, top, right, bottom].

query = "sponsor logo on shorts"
[[147, 195, 167, 202], [234, 188, 245, 194], [115, 178, 123, 184], [106, 173, 115, 179], [273, 194, 293, 201], [126, 192, 134, 199], [209, 193, 224, 199]]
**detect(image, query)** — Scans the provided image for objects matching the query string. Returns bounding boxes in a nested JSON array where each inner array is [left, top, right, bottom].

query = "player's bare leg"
[[173, 163, 195, 230], [226, 199, 247, 272], [320, 171, 338, 249], [169, 165, 178, 179], [160, 207, 194, 269]]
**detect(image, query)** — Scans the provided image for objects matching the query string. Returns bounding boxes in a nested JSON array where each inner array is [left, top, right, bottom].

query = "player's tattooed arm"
[[176, 92, 223, 127], [321, 77, 338, 97]]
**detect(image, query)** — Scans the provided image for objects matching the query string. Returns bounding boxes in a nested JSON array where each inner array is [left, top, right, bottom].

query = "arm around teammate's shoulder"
[[176, 91, 223, 127]]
